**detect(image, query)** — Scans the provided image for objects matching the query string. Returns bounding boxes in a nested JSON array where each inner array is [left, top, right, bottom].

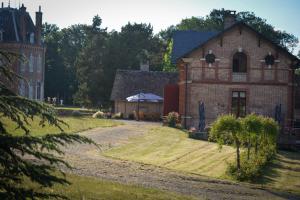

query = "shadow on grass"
[[252, 151, 300, 200]]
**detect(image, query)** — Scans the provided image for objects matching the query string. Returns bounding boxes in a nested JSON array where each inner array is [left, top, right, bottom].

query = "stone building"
[[0, 3, 45, 100], [172, 11, 300, 129], [111, 64, 178, 118]]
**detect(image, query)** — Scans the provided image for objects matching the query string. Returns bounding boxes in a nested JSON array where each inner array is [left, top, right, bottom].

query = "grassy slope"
[[105, 127, 236, 178], [3, 116, 123, 136], [259, 151, 300, 194], [105, 127, 300, 193], [26, 173, 196, 200]]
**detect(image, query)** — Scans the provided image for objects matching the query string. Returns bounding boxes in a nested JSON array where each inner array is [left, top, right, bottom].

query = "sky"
[[6, 0, 300, 54]]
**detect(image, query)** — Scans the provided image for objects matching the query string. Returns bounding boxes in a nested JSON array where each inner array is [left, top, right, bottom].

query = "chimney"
[[140, 61, 150, 71], [35, 6, 42, 45], [19, 4, 26, 42], [224, 10, 236, 29]]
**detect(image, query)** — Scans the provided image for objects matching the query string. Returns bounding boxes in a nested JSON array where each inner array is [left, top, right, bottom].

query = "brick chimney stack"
[[35, 6, 42, 45], [19, 4, 26, 42], [224, 10, 236, 29]]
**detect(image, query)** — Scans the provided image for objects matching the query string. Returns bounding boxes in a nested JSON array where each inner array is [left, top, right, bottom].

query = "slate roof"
[[110, 70, 178, 101], [0, 7, 36, 43], [171, 22, 300, 65], [171, 31, 219, 64]]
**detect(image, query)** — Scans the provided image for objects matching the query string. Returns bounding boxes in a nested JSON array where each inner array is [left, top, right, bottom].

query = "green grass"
[[25, 173, 196, 200], [104, 127, 300, 194], [3, 116, 123, 136], [257, 151, 300, 194], [105, 127, 236, 178]]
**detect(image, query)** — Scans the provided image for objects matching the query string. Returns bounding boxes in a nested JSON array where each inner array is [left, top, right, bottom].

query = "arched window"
[[232, 52, 247, 73]]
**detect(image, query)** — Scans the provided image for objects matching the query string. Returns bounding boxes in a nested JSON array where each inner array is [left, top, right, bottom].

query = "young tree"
[[241, 114, 263, 159], [0, 51, 93, 199], [210, 115, 243, 170]]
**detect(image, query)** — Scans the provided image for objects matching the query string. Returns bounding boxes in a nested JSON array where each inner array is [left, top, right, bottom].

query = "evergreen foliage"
[[0, 51, 94, 199]]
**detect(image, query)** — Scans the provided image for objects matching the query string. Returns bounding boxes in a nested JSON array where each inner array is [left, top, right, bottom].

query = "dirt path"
[[62, 120, 299, 200]]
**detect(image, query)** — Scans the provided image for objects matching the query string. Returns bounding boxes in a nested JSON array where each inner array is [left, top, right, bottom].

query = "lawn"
[[104, 127, 300, 194], [25, 173, 196, 200], [3, 116, 123, 136], [105, 127, 236, 178]]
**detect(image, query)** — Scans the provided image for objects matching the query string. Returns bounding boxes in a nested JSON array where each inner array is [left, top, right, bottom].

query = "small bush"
[[227, 152, 269, 181], [112, 112, 123, 119], [71, 110, 82, 117], [92, 111, 105, 119], [166, 112, 180, 128]]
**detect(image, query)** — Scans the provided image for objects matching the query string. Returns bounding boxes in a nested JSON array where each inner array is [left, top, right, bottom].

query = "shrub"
[[71, 110, 82, 117], [112, 112, 123, 119], [92, 111, 105, 119], [166, 112, 180, 128], [227, 152, 269, 181]]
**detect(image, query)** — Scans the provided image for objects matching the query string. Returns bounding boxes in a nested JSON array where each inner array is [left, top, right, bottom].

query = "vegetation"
[[4, 116, 122, 137], [160, 9, 299, 72], [210, 114, 279, 181], [0, 51, 94, 199], [24, 173, 195, 200], [104, 126, 300, 193], [44, 9, 298, 106], [105, 127, 236, 178], [166, 112, 180, 128]]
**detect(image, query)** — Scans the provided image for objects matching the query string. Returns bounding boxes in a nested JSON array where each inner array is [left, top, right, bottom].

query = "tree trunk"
[[247, 134, 250, 160], [255, 138, 258, 155], [236, 141, 241, 170]]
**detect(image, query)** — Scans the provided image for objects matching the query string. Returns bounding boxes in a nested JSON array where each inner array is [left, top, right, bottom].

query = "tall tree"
[[0, 51, 93, 199], [43, 23, 88, 104], [74, 15, 108, 107]]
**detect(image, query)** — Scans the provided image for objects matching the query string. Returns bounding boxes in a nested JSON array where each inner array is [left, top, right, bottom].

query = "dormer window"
[[233, 52, 247, 73], [30, 33, 34, 44]]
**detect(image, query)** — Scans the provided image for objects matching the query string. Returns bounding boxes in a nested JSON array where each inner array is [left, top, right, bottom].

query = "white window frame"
[[29, 53, 34, 72]]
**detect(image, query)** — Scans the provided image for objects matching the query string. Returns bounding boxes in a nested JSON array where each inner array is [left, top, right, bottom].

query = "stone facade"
[[178, 25, 296, 128]]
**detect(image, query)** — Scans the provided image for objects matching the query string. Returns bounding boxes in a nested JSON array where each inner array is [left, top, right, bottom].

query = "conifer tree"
[[0, 51, 93, 199]]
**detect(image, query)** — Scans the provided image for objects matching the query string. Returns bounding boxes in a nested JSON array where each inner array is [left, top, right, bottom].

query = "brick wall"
[[0, 43, 45, 100], [178, 25, 294, 128]]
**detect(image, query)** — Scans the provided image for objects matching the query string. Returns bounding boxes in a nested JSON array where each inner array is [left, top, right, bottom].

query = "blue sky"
[[11, 0, 300, 54]]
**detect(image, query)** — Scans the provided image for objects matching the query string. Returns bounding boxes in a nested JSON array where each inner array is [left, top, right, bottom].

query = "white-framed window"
[[36, 81, 41, 100], [28, 81, 34, 99], [37, 54, 42, 72], [0, 30, 3, 41], [29, 53, 34, 72], [18, 80, 26, 97], [30, 33, 35, 44]]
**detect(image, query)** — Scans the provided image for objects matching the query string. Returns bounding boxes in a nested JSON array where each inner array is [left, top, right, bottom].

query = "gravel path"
[[61, 120, 300, 200]]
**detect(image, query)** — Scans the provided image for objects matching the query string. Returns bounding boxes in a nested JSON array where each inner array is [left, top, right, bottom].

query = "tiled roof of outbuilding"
[[110, 70, 178, 101]]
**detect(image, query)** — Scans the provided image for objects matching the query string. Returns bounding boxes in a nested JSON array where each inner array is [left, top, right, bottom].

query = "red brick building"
[[172, 11, 300, 129], [0, 3, 45, 100]]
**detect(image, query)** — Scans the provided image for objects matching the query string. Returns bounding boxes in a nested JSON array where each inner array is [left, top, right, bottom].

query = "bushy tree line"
[[210, 114, 279, 181], [44, 9, 299, 106], [43, 16, 163, 107]]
